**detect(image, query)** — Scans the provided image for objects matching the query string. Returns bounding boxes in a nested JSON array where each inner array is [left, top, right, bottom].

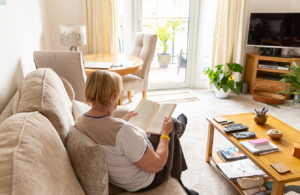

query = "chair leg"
[[142, 91, 146, 99], [118, 96, 123, 106], [128, 91, 132, 102]]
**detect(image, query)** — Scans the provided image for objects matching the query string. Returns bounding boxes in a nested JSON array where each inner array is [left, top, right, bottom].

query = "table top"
[[83, 53, 143, 76], [207, 113, 300, 183]]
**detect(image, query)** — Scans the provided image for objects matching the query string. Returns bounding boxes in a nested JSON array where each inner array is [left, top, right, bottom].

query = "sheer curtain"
[[81, 0, 119, 54], [211, 0, 248, 82]]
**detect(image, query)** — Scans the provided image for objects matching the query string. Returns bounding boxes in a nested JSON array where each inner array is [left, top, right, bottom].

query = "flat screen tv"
[[246, 13, 300, 49]]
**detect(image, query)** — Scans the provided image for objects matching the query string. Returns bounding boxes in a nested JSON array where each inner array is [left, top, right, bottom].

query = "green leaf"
[[268, 104, 281, 109], [218, 70, 224, 82], [293, 61, 299, 69], [227, 80, 235, 91], [215, 64, 224, 69], [222, 85, 229, 93], [228, 63, 244, 74]]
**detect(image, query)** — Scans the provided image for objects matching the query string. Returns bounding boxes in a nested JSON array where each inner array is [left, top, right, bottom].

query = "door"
[[134, 0, 191, 90]]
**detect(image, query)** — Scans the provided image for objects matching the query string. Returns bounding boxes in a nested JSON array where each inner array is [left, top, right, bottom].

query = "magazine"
[[218, 146, 246, 160]]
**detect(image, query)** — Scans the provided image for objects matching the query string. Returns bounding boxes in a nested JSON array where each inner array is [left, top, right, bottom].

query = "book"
[[216, 159, 265, 180], [242, 187, 267, 195], [128, 98, 177, 134], [213, 117, 227, 123], [249, 138, 270, 147], [240, 140, 280, 154], [218, 146, 246, 161], [84, 62, 113, 69]]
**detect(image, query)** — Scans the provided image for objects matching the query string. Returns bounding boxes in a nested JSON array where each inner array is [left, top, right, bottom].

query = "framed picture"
[[0, 0, 6, 5]]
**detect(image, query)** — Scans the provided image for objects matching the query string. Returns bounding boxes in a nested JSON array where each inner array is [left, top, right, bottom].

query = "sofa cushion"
[[0, 112, 85, 195], [66, 126, 108, 195], [116, 178, 187, 195], [0, 92, 16, 125], [13, 68, 74, 145], [60, 76, 75, 101]]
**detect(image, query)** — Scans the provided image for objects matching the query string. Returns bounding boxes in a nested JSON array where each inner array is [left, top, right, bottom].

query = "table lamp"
[[60, 25, 86, 51]]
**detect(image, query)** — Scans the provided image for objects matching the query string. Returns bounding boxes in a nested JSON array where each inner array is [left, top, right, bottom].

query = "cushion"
[[66, 126, 108, 195], [72, 100, 91, 121], [60, 76, 75, 101], [13, 68, 74, 145], [122, 74, 144, 92], [0, 112, 85, 195], [116, 178, 187, 195], [0, 92, 16, 125]]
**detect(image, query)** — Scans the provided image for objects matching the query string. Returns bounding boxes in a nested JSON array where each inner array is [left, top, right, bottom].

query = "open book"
[[128, 98, 177, 134]]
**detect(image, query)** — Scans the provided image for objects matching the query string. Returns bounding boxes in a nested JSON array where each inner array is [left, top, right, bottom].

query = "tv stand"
[[244, 53, 300, 100]]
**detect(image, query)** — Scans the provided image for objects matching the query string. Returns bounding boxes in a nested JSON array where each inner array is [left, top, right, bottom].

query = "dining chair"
[[33, 50, 86, 102], [121, 32, 157, 104]]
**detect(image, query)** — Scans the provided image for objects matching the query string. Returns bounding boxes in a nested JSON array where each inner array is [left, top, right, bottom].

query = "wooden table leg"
[[271, 181, 284, 195], [205, 122, 215, 163]]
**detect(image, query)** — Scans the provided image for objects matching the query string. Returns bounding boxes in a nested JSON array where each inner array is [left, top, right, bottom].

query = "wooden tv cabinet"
[[244, 53, 300, 99]]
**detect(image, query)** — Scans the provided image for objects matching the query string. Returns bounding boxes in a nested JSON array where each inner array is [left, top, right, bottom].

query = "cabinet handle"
[[269, 85, 272, 88]]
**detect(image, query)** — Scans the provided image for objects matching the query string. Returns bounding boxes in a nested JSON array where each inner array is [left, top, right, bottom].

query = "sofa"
[[0, 68, 186, 195]]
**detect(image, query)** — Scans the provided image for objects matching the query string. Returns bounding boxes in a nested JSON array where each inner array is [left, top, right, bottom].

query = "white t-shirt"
[[75, 114, 155, 192]]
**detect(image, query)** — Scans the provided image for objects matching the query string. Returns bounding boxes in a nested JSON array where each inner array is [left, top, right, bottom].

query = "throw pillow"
[[72, 100, 91, 121], [0, 112, 85, 195], [12, 68, 74, 145], [66, 126, 108, 195]]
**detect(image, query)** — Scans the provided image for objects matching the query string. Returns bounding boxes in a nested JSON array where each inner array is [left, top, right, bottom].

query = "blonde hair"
[[85, 70, 122, 105]]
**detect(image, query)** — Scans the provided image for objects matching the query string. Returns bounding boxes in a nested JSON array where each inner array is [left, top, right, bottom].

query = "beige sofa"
[[0, 68, 186, 195]]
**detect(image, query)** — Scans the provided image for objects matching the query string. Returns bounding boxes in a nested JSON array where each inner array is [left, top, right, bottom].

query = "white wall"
[[44, 0, 82, 50], [0, 0, 50, 112]]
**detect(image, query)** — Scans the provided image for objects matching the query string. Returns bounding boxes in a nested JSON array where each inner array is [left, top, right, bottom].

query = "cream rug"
[[147, 91, 199, 103], [124, 89, 300, 195]]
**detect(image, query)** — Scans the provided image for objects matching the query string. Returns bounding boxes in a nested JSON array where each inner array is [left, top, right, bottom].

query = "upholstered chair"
[[121, 32, 157, 104], [33, 51, 86, 102]]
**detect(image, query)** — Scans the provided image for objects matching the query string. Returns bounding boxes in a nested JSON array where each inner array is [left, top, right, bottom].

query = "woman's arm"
[[134, 117, 173, 173]]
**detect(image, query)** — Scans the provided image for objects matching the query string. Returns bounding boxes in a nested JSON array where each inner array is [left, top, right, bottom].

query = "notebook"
[[85, 62, 113, 69], [240, 140, 280, 154]]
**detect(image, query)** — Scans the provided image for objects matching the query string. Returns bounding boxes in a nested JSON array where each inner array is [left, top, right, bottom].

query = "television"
[[246, 13, 300, 49]]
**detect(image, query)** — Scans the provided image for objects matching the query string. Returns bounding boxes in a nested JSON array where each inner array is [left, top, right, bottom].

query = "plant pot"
[[157, 54, 171, 68], [213, 86, 231, 99]]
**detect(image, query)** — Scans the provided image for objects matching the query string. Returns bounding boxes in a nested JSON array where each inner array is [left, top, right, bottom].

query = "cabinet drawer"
[[254, 80, 289, 93]]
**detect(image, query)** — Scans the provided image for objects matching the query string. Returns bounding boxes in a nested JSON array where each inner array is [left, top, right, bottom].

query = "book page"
[[146, 104, 177, 134], [128, 99, 160, 131]]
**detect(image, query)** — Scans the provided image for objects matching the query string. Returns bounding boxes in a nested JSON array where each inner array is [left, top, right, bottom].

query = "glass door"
[[136, 0, 191, 90]]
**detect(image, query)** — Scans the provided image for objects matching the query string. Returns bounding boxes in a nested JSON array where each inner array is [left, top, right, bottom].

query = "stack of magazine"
[[240, 140, 280, 155], [216, 159, 266, 180], [217, 146, 247, 162]]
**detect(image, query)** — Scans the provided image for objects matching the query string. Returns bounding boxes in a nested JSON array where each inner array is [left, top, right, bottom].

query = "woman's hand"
[[122, 111, 137, 121], [161, 117, 173, 135]]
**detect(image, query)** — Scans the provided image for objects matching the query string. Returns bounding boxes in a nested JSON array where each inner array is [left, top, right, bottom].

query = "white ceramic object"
[[214, 86, 231, 99]]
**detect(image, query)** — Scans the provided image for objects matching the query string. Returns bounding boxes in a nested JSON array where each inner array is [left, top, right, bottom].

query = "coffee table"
[[205, 113, 300, 195]]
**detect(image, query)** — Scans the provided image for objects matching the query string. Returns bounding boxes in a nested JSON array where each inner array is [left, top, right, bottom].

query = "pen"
[[221, 121, 234, 125], [264, 109, 269, 114], [261, 107, 265, 114]]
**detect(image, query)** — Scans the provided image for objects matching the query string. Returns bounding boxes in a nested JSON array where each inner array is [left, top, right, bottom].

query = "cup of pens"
[[253, 107, 268, 125]]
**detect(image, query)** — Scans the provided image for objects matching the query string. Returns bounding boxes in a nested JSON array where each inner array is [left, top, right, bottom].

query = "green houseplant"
[[147, 20, 181, 67], [205, 63, 244, 98], [277, 61, 300, 106]]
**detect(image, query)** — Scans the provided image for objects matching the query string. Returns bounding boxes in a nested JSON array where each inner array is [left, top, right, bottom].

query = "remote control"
[[223, 123, 249, 133]]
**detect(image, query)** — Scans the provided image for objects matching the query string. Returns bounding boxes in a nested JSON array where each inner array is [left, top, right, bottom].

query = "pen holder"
[[254, 112, 267, 125]]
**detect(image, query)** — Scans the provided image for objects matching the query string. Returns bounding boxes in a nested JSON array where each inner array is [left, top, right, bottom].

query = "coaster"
[[270, 163, 291, 174]]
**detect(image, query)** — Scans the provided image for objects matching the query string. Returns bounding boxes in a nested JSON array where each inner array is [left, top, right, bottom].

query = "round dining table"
[[83, 53, 143, 77]]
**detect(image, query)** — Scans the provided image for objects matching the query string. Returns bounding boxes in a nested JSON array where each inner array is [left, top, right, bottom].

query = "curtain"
[[211, 0, 248, 82], [81, 0, 119, 54]]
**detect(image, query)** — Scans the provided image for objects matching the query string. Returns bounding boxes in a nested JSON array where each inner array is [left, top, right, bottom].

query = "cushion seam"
[[41, 69, 48, 111], [11, 112, 37, 195]]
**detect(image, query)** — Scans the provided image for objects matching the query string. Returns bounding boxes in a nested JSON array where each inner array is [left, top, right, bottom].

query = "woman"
[[75, 70, 198, 195]]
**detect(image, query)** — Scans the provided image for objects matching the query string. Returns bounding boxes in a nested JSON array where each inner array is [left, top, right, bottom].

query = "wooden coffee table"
[[205, 113, 300, 195]]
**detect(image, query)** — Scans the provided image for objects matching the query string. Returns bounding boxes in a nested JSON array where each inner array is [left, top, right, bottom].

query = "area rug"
[[147, 91, 199, 103]]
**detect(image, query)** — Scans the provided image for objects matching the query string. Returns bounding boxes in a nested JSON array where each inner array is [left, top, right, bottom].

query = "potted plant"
[[205, 63, 244, 98], [147, 20, 181, 68], [277, 61, 300, 106]]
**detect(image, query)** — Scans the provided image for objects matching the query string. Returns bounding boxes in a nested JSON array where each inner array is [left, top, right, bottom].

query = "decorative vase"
[[213, 86, 231, 99], [157, 54, 171, 68], [254, 112, 267, 125]]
